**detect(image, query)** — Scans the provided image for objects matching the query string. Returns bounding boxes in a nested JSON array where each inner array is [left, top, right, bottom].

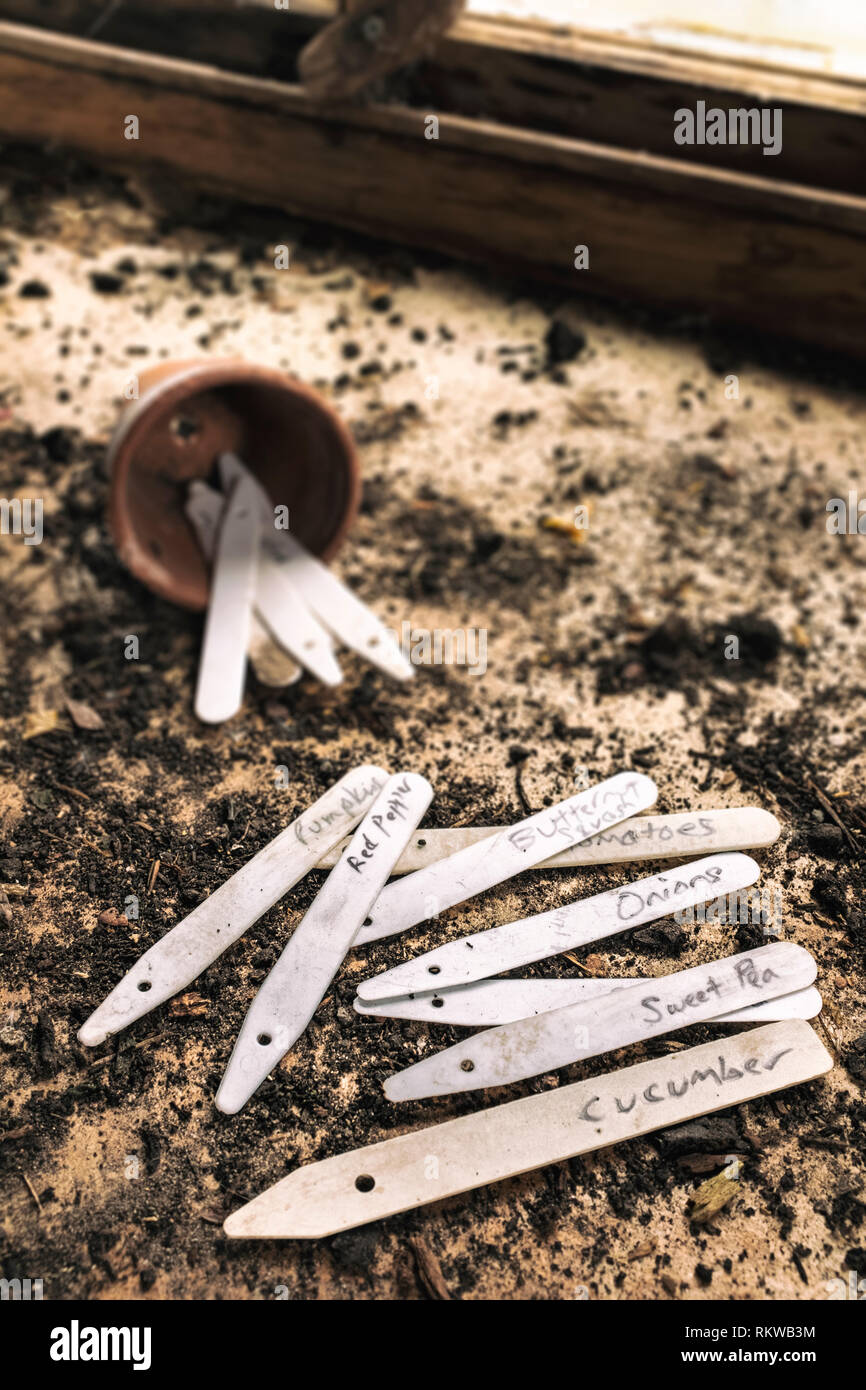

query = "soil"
[[0, 146, 864, 1302]]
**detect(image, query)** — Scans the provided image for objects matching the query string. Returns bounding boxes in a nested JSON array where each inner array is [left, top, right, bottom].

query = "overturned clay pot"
[[108, 359, 361, 610]]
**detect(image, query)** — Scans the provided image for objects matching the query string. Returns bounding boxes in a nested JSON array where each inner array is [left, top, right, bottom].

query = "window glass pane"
[[468, 0, 866, 77]]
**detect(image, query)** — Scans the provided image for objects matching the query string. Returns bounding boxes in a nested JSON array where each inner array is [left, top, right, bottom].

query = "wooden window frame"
[[1, 1, 864, 356]]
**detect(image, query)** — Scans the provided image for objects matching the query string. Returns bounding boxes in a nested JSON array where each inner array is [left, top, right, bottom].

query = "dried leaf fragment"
[[169, 992, 208, 1019], [689, 1170, 739, 1224], [97, 909, 129, 929], [198, 1206, 228, 1226], [628, 1240, 657, 1262], [409, 1234, 451, 1301], [65, 698, 104, 731], [23, 709, 60, 740], [542, 514, 590, 547]]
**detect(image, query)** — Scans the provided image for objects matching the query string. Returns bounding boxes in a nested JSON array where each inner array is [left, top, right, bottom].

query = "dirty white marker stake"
[[223, 1019, 832, 1238], [357, 851, 760, 1000], [384, 941, 817, 1101], [354, 978, 823, 1028], [186, 482, 301, 688], [194, 476, 260, 723], [255, 548, 344, 687], [353, 771, 658, 947], [194, 469, 341, 687], [216, 772, 433, 1114], [78, 765, 388, 1047], [220, 453, 414, 682], [318, 806, 780, 873]]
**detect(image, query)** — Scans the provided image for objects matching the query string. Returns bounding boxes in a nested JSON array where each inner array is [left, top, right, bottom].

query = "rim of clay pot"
[[108, 359, 361, 611]]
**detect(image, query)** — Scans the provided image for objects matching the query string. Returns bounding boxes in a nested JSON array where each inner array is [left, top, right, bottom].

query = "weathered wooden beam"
[[1, 20, 865, 358], [425, 22, 866, 196], [2, 1, 865, 192]]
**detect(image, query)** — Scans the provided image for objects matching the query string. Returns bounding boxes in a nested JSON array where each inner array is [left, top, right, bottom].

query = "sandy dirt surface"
[[0, 147, 864, 1301]]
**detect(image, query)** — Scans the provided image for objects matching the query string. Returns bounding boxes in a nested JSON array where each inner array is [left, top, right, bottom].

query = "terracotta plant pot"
[[107, 359, 361, 610]]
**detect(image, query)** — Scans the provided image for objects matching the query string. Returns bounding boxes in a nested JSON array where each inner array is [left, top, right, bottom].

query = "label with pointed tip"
[[354, 978, 823, 1028], [317, 807, 780, 873], [353, 771, 658, 947], [223, 1020, 831, 1239], [194, 476, 260, 724], [216, 772, 433, 1114], [357, 851, 760, 1001], [384, 942, 817, 1101], [220, 453, 413, 682], [218, 457, 344, 685], [77, 765, 389, 1048]]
